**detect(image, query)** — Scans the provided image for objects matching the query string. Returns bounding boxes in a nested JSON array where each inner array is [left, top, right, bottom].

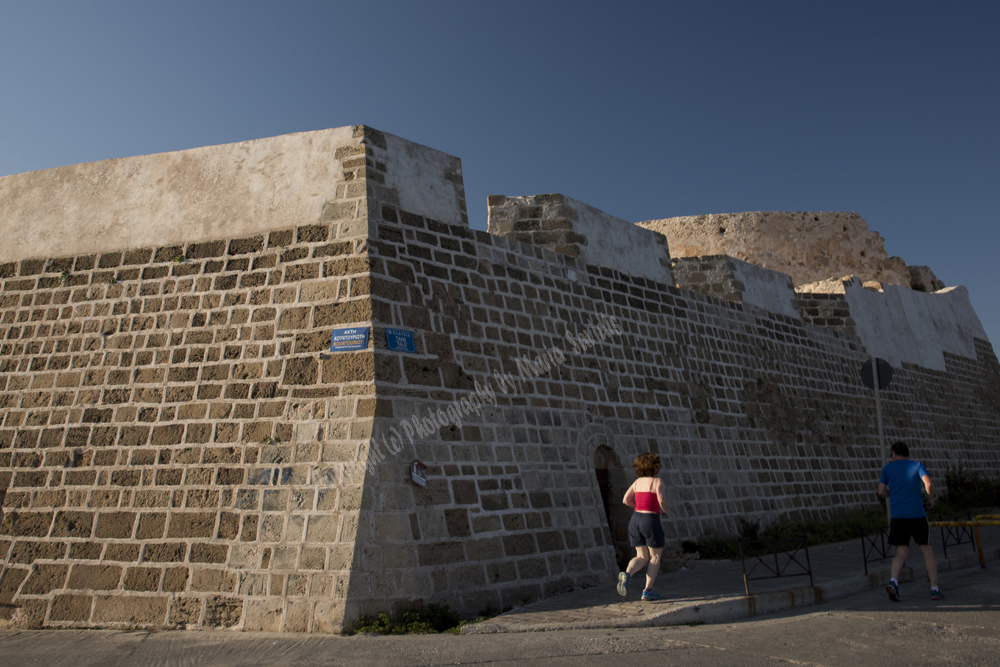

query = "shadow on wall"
[[594, 445, 632, 571]]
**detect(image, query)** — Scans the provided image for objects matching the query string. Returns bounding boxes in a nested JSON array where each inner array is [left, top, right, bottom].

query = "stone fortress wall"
[[637, 211, 947, 293], [0, 126, 998, 633]]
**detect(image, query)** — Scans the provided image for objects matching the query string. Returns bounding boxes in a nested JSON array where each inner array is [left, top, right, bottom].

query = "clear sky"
[[2, 1, 998, 347]]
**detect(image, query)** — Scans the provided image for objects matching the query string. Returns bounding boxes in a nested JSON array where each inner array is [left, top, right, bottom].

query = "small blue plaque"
[[385, 328, 416, 353], [330, 327, 370, 352]]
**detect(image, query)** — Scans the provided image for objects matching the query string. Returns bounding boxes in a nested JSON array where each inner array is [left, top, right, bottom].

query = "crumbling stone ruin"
[[636, 210, 945, 294], [0, 126, 997, 632]]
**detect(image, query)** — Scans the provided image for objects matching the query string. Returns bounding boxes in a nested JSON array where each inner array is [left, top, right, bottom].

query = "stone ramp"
[[464, 533, 1000, 633]]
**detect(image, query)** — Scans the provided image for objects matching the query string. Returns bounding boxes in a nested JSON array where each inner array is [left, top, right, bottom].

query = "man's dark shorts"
[[628, 512, 665, 548], [888, 517, 930, 546]]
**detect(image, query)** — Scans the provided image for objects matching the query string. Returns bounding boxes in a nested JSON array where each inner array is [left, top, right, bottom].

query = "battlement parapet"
[[487, 193, 673, 287]]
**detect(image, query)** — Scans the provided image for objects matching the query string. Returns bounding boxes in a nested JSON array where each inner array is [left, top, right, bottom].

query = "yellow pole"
[[927, 517, 1000, 569]]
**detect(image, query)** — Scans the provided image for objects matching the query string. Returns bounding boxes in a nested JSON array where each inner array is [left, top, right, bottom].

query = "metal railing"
[[739, 536, 813, 596], [860, 525, 893, 575], [929, 514, 1000, 568], [936, 513, 977, 559]]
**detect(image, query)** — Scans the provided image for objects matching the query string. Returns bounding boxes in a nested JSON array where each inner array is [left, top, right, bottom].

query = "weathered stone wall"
[[0, 127, 390, 632], [637, 211, 923, 290], [0, 128, 355, 264], [794, 292, 857, 337], [671, 255, 746, 302], [1, 126, 998, 635], [486, 194, 673, 287], [357, 170, 1000, 623]]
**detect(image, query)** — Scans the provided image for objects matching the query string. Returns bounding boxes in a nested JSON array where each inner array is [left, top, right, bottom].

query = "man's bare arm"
[[922, 474, 935, 508], [878, 482, 889, 498]]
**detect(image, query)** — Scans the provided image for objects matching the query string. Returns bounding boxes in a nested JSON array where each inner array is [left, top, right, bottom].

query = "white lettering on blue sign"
[[330, 327, 370, 352], [385, 328, 416, 353]]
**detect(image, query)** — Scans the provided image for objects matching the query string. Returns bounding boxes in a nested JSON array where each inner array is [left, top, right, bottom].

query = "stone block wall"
[[487, 194, 673, 288], [355, 153, 1000, 623], [0, 128, 387, 632], [671, 255, 745, 301], [795, 292, 857, 336], [486, 194, 586, 258], [1, 125, 999, 634]]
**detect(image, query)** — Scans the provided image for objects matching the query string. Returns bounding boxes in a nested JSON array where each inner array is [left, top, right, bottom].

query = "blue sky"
[[2, 1, 998, 346]]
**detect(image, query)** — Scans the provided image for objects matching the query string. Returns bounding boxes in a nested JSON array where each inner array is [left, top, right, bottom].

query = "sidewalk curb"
[[462, 547, 999, 634]]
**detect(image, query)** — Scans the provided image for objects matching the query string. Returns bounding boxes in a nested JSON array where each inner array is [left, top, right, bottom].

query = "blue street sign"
[[385, 328, 416, 353], [330, 327, 370, 352]]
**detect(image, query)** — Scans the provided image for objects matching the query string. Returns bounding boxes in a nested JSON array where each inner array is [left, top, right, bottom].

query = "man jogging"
[[878, 441, 943, 601]]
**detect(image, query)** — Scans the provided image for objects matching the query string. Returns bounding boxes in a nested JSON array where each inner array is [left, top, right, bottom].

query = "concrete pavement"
[[1, 559, 998, 667], [463, 528, 1000, 633]]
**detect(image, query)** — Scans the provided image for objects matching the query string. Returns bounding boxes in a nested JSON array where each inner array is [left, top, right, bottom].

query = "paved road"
[[2, 563, 998, 666]]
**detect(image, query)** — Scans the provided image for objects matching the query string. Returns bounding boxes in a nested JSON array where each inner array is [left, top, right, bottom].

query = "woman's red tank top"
[[634, 479, 659, 513]]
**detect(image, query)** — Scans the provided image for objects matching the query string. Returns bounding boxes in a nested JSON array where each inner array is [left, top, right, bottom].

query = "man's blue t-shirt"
[[879, 459, 929, 518]]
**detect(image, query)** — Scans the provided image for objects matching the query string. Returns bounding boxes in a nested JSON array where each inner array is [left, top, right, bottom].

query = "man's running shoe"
[[886, 581, 900, 601], [641, 589, 661, 601], [617, 572, 630, 597], [931, 588, 944, 601]]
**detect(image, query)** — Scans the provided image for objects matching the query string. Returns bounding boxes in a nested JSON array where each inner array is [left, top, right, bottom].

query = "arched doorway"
[[594, 445, 632, 571]]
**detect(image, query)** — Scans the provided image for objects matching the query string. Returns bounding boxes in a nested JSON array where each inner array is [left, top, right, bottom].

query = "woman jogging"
[[617, 452, 668, 600]]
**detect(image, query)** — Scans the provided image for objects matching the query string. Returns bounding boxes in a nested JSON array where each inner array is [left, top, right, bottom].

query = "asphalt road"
[[2, 564, 998, 666]]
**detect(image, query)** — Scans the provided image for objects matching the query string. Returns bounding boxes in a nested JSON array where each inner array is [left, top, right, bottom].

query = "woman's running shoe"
[[617, 572, 630, 597]]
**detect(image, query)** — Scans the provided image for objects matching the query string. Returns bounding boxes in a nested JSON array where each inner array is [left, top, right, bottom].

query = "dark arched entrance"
[[594, 445, 632, 571]]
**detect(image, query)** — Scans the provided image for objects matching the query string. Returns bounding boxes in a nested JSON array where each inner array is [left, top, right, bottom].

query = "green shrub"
[[944, 466, 1000, 509], [696, 534, 742, 560], [446, 615, 496, 635], [738, 518, 761, 542], [690, 506, 887, 560], [350, 604, 495, 635], [762, 506, 885, 544]]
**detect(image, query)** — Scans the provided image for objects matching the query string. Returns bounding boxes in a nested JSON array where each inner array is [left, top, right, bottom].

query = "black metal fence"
[[738, 536, 814, 596], [860, 525, 893, 575]]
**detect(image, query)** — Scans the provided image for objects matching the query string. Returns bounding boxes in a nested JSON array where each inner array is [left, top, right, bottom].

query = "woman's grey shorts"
[[628, 512, 665, 548]]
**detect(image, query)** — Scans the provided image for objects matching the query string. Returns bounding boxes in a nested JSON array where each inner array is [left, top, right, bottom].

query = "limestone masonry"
[[0, 126, 998, 633], [636, 211, 944, 292]]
